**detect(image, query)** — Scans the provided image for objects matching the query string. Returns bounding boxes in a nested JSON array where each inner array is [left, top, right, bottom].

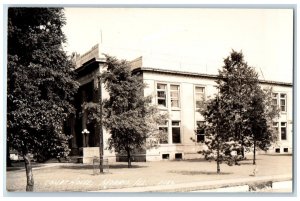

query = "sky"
[[62, 8, 294, 83]]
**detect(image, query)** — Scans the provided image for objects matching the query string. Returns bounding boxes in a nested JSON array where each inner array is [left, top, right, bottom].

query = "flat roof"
[[75, 59, 292, 87], [134, 67, 293, 87]]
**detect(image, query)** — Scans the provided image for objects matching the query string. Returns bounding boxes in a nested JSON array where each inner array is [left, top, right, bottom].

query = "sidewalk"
[[93, 174, 292, 192], [6, 154, 293, 192]]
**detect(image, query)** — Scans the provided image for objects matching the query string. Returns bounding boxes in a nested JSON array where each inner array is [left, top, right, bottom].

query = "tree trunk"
[[253, 139, 256, 165], [217, 158, 220, 174], [217, 142, 220, 174], [241, 146, 245, 159], [241, 135, 245, 159], [23, 153, 34, 191], [127, 149, 132, 168], [7, 143, 12, 167]]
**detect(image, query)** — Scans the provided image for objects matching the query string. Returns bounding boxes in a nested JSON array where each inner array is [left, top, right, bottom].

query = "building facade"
[[70, 45, 293, 163], [138, 67, 293, 161]]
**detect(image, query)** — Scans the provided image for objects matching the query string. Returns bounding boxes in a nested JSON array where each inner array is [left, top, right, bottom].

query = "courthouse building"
[[68, 44, 293, 163]]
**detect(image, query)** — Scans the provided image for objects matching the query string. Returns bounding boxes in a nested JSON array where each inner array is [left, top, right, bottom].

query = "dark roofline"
[[134, 67, 292, 87], [74, 58, 106, 74]]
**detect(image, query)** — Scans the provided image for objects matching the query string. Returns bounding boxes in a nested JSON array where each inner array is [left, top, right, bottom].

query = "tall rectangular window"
[[272, 93, 287, 112], [195, 86, 205, 109], [172, 121, 181, 144], [280, 94, 286, 112], [159, 121, 168, 144], [273, 122, 279, 139], [170, 85, 180, 108], [157, 83, 167, 107], [281, 122, 287, 140], [196, 121, 205, 143], [272, 93, 278, 108]]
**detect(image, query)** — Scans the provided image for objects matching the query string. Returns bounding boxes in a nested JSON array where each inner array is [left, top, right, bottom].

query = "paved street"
[[6, 154, 293, 193]]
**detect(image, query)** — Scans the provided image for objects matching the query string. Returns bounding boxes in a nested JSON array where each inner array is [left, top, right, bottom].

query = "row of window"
[[156, 83, 205, 109], [156, 83, 288, 144], [196, 121, 289, 143], [158, 120, 206, 145], [157, 83, 288, 113], [158, 120, 288, 145]]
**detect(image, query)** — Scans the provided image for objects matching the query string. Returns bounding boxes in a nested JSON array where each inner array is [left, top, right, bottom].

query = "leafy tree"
[[247, 86, 279, 164], [216, 50, 259, 158], [199, 50, 279, 171], [7, 8, 78, 191], [217, 50, 279, 164], [99, 55, 165, 168], [199, 96, 241, 173]]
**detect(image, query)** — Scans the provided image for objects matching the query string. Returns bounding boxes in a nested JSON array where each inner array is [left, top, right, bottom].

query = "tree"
[[199, 95, 241, 173], [217, 50, 279, 164], [199, 50, 279, 171], [247, 86, 279, 165], [7, 8, 79, 191], [99, 55, 165, 168], [216, 50, 260, 159]]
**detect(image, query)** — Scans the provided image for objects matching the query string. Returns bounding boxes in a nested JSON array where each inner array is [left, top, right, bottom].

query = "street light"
[[82, 129, 90, 147]]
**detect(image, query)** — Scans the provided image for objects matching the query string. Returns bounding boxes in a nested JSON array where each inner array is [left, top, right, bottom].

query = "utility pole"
[[216, 89, 220, 174], [98, 74, 104, 173], [99, 29, 104, 173]]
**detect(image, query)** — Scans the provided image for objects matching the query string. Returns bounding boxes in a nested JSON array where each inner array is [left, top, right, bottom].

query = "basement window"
[[162, 154, 169, 160], [175, 153, 182, 160], [284, 148, 288, 153], [275, 148, 280, 153]]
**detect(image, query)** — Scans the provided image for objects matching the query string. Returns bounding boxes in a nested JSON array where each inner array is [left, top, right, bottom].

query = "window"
[[280, 94, 286, 112], [157, 84, 167, 107], [274, 122, 287, 141], [175, 153, 182, 160], [272, 122, 279, 139], [196, 121, 205, 142], [272, 93, 278, 108], [159, 121, 168, 144], [162, 154, 169, 159], [272, 93, 287, 112], [195, 86, 205, 109], [170, 85, 180, 108], [281, 122, 287, 140], [172, 121, 181, 143]]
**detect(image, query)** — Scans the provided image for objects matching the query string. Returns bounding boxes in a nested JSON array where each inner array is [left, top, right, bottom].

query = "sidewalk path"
[[93, 174, 292, 192]]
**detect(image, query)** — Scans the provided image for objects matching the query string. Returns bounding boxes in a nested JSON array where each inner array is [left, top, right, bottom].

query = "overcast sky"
[[62, 8, 293, 83]]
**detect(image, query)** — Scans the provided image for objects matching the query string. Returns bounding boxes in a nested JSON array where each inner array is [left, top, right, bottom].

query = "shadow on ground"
[[170, 158, 208, 163], [169, 170, 233, 175], [179, 158, 264, 166], [59, 163, 147, 170], [239, 158, 262, 165], [7, 163, 44, 171]]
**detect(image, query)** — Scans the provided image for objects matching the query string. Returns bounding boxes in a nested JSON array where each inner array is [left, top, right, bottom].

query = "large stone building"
[[69, 44, 293, 163]]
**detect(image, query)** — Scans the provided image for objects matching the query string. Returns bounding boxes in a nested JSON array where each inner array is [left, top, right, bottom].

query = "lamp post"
[[81, 129, 90, 147]]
